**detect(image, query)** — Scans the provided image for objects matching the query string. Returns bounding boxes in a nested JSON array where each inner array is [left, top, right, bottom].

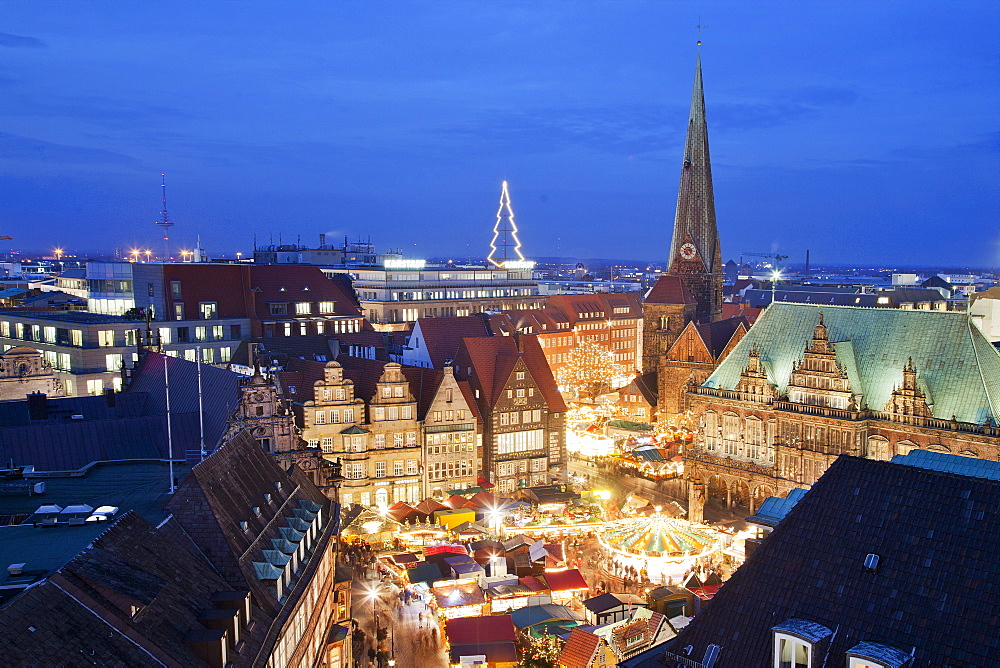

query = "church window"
[[660, 316, 669, 330]]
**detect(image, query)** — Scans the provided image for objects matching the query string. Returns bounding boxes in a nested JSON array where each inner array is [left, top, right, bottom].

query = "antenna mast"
[[155, 174, 175, 261]]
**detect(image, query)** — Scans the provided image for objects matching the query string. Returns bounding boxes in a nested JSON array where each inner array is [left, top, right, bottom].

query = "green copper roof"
[[703, 303, 1000, 425]]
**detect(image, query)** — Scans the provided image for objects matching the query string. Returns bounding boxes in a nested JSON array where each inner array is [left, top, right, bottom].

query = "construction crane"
[[740, 252, 788, 271]]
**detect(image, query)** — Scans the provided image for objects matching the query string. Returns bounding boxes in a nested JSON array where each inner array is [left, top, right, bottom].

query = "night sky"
[[1, 2, 997, 267]]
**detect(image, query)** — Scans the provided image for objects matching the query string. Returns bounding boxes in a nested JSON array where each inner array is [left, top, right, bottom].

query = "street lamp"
[[236, 252, 243, 261], [770, 269, 782, 305], [130, 248, 140, 263], [364, 582, 386, 666], [181, 250, 192, 262], [144, 249, 152, 263]]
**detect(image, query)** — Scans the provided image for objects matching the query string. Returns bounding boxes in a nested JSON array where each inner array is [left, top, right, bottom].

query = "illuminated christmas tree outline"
[[487, 180, 526, 268]]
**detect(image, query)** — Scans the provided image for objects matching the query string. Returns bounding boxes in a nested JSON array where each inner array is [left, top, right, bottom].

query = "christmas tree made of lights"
[[487, 180, 526, 268]]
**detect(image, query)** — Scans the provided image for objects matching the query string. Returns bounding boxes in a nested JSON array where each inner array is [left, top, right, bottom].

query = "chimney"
[[26, 393, 48, 421], [515, 333, 524, 353], [319, 233, 326, 248], [805, 249, 810, 274], [104, 388, 116, 408]]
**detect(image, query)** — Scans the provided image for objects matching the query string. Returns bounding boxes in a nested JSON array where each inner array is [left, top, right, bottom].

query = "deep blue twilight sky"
[[1, 2, 997, 267]]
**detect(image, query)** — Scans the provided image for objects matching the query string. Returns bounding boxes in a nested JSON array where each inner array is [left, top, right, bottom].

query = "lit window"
[[318, 301, 335, 313], [98, 330, 115, 347], [199, 302, 217, 319], [295, 302, 311, 315]]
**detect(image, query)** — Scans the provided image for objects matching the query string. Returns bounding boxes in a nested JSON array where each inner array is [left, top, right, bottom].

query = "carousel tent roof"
[[599, 516, 718, 558], [342, 506, 402, 536]]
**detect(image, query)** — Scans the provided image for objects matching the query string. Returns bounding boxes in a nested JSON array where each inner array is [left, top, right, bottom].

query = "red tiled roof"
[[543, 568, 589, 592], [415, 315, 492, 368], [721, 302, 762, 324], [248, 265, 361, 317], [457, 334, 565, 411], [644, 275, 696, 305], [446, 615, 516, 644], [560, 627, 603, 668]]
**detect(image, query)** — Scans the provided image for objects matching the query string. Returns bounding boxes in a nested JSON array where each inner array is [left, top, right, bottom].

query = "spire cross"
[[696, 22, 708, 45]]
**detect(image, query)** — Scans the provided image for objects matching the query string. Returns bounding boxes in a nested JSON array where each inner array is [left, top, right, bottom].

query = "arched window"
[[895, 439, 918, 456], [374, 488, 389, 511]]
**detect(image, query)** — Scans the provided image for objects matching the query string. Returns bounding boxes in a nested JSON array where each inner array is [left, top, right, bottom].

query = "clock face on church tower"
[[680, 242, 697, 260]]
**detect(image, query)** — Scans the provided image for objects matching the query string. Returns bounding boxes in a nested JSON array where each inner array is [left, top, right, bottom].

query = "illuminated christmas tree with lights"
[[556, 339, 617, 399]]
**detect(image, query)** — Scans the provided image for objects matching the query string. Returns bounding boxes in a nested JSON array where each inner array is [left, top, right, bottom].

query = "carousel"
[[597, 513, 728, 584]]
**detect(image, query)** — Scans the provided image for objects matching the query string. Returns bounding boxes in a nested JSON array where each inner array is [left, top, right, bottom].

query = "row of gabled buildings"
[[234, 326, 568, 505]]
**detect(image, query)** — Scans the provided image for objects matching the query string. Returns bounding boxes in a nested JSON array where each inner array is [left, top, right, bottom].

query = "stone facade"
[[684, 313, 1000, 522], [423, 365, 480, 498], [226, 370, 324, 487], [0, 345, 64, 401]]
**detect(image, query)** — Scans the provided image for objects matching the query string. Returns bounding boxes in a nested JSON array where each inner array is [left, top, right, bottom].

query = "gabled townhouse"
[[455, 334, 566, 492]]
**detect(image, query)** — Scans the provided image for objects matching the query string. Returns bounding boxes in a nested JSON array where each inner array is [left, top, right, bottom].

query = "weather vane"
[[696, 19, 708, 46]]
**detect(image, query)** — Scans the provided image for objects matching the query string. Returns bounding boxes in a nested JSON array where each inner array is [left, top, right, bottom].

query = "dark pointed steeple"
[[667, 48, 723, 322]]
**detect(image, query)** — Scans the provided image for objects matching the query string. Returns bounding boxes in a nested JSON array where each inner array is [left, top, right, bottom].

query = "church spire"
[[667, 48, 723, 322]]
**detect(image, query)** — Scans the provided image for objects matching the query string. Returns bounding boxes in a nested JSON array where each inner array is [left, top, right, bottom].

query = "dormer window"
[[775, 635, 811, 668], [846, 642, 911, 668], [772, 620, 831, 668]]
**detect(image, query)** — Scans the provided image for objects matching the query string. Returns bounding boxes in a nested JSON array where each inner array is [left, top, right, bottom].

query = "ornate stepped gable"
[[784, 313, 855, 409], [885, 357, 932, 418], [733, 344, 775, 400]]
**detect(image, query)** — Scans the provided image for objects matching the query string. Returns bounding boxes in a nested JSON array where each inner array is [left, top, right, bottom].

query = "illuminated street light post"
[[130, 248, 140, 263], [144, 249, 152, 263]]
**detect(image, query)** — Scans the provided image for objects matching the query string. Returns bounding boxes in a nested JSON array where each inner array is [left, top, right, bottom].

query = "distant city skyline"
[[1, 2, 997, 267]]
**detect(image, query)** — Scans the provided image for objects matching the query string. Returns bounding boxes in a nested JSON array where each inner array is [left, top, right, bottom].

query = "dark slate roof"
[[0, 392, 185, 471], [694, 316, 748, 359], [0, 512, 236, 667], [879, 288, 949, 304], [743, 288, 879, 308], [655, 455, 1000, 667], [230, 335, 340, 367], [583, 592, 646, 613], [892, 448, 1000, 480], [127, 352, 243, 453]]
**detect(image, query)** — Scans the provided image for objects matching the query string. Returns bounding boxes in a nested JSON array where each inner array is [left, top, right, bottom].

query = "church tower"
[[666, 48, 723, 323], [642, 47, 723, 374]]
